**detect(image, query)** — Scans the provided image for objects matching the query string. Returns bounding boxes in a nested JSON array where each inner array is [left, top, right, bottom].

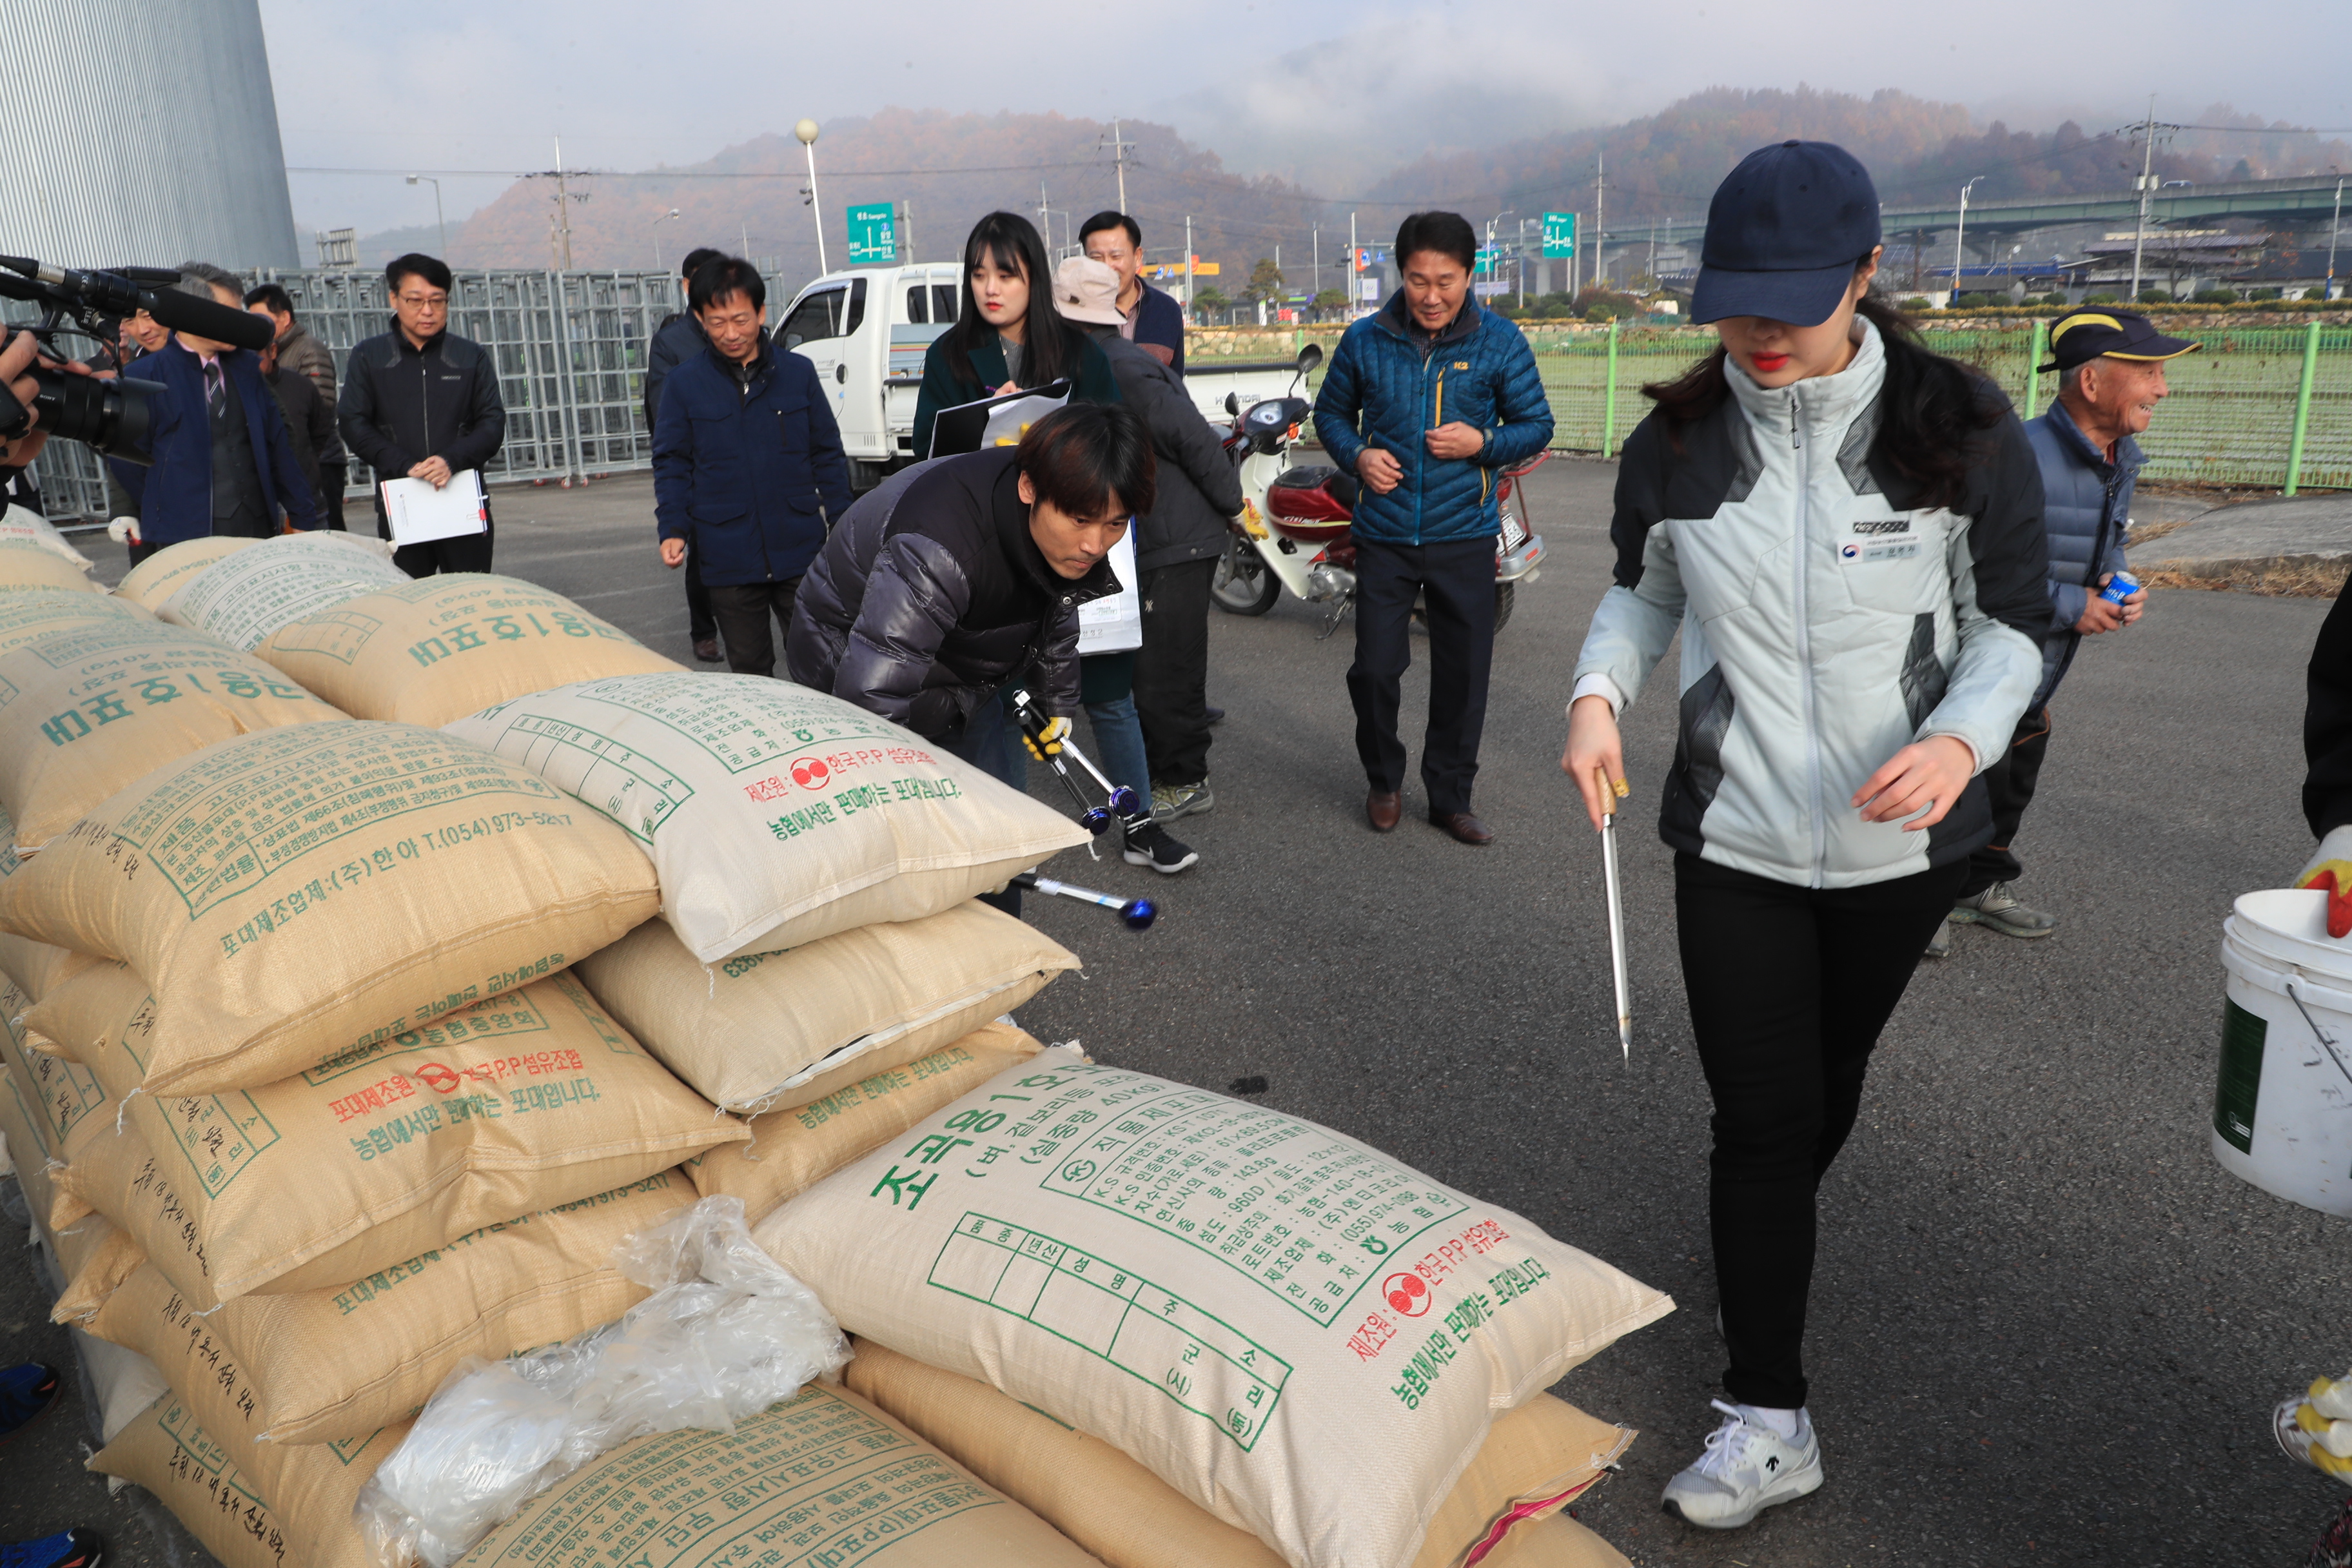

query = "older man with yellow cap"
[[1936, 306, 2200, 955]]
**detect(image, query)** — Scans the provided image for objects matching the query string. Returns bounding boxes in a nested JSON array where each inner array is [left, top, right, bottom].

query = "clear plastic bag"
[[355, 1195, 847, 1568]]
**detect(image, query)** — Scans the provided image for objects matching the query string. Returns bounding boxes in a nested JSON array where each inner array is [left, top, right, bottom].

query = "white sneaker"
[[1660, 1400, 1824, 1529]]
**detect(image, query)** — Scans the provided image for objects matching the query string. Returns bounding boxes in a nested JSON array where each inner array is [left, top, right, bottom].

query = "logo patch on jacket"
[[1454, 362, 1469, 370], [1851, 519, 1911, 536], [1841, 540, 1919, 564]]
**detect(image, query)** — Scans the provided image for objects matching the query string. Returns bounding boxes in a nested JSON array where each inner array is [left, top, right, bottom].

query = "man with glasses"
[[338, 252, 507, 576]]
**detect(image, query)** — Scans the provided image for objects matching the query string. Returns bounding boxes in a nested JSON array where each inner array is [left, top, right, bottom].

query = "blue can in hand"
[[2099, 570, 2141, 605]]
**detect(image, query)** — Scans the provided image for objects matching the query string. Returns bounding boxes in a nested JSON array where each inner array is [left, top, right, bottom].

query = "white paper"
[[1077, 527, 1142, 656], [978, 391, 1070, 450], [382, 470, 487, 546]]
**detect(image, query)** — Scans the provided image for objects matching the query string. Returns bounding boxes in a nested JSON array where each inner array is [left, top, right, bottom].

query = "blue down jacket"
[[2024, 397, 2137, 710], [1310, 292, 1554, 545]]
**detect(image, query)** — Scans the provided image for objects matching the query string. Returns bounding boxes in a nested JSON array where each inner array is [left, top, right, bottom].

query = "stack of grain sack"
[[0, 533, 1101, 1568]]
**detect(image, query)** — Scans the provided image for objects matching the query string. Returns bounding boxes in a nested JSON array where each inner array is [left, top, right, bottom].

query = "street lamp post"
[[651, 208, 681, 273], [2328, 174, 2346, 302], [795, 119, 828, 276], [1952, 175, 1984, 306], [406, 174, 446, 256]]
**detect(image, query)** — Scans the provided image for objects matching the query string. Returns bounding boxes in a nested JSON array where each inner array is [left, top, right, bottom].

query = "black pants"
[[317, 460, 347, 530], [1134, 558, 1216, 787], [1347, 536, 1495, 816], [709, 578, 801, 678], [1960, 707, 2052, 899], [685, 547, 716, 643], [378, 495, 495, 578], [1675, 851, 1964, 1411]]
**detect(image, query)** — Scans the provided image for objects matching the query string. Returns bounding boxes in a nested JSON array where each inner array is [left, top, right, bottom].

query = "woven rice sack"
[[95, 1263, 401, 1568], [88, 1168, 693, 1443], [36, 960, 742, 1299], [841, 1338, 1633, 1568], [458, 1382, 1110, 1568], [89, 1401, 293, 1568], [0, 587, 150, 659], [688, 1023, 1046, 1222], [445, 673, 1090, 961], [0, 986, 115, 1232], [0, 1001, 137, 1309], [0, 540, 108, 594], [0, 618, 345, 850], [0, 720, 661, 1093], [47, 1107, 231, 1311], [578, 901, 1075, 1113], [0, 808, 96, 1001], [257, 572, 681, 727], [754, 1052, 1673, 1568], [114, 536, 260, 611], [159, 530, 409, 650], [0, 503, 93, 568]]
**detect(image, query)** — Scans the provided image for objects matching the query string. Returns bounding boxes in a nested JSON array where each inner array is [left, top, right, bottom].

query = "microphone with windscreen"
[[0, 257, 273, 351]]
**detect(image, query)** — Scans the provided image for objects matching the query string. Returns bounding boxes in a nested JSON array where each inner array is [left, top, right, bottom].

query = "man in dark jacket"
[[108, 264, 318, 566], [1943, 308, 2187, 950], [338, 252, 507, 577], [1080, 211, 1187, 373], [1057, 257, 1241, 821], [1313, 211, 1554, 845], [653, 257, 851, 678], [244, 283, 346, 529], [786, 404, 1150, 790], [250, 301, 337, 518], [643, 246, 725, 662]]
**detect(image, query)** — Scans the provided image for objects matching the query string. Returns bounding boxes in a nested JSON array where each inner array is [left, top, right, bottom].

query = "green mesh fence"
[[1511, 322, 2352, 491]]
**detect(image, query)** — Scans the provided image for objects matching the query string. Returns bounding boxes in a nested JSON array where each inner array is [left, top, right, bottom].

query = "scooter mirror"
[[1295, 343, 1324, 375], [1224, 391, 1240, 416]]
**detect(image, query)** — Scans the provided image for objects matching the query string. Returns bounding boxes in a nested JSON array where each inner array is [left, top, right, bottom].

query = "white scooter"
[[1211, 343, 1548, 640]]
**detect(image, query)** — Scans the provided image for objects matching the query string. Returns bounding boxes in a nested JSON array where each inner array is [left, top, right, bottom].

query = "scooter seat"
[[1268, 465, 1358, 520]]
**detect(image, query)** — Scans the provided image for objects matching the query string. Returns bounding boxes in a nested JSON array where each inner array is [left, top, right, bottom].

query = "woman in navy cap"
[[1560, 140, 2053, 1528]]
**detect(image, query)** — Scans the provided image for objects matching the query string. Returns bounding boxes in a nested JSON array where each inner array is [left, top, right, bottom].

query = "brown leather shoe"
[[1366, 789, 1402, 832], [1431, 810, 1494, 845], [692, 637, 722, 663]]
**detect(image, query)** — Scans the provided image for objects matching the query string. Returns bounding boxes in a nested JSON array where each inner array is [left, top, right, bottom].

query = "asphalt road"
[[5, 460, 2347, 1565]]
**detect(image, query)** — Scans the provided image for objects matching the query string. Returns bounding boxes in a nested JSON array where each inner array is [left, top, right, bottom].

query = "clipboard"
[[1077, 527, 1141, 655], [381, 469, 488, 546], [927, 379, 1074, 458]]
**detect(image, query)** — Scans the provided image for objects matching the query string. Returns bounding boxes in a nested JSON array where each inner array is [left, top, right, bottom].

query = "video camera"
[[0, 255, 272, 466]]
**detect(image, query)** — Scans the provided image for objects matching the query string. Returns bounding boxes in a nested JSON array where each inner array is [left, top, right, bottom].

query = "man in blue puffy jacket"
[[1943, 307, 2193, 950], [1313, 211, 1554, 843], [654, 256, 852, 678]]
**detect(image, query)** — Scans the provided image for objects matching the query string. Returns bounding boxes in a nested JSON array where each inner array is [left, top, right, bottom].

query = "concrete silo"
[[0, 0, 299, 271]]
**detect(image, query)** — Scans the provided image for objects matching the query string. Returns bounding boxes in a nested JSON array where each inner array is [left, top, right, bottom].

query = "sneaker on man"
[[1122, 823, 1200, 875], [0, 1529, 104, 1568], [0, 1363, 60, 1444], [1924, 917, 1954, 959], [1150, 780, 1215, 823], [1950, 881, 2059, 939], [1660, 1400, 1823, 1529]]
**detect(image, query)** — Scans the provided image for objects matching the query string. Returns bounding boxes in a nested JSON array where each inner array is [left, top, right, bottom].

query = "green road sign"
[[1543, 212, 1577, 259], [847, 203, 897, 266]]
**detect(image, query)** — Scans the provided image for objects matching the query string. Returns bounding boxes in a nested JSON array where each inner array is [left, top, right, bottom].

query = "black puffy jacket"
[[784, 448, 1119, 734], [338, 326, 507, 491], [1092, 330, 1242, 572]]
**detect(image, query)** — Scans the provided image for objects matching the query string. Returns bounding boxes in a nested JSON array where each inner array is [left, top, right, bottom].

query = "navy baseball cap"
[[1691, 141, 1883, 328], [2040, 308, 2200, 373]]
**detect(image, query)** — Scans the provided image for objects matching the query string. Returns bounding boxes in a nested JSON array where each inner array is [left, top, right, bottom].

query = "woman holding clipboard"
[[910, 212, 1122, 458]]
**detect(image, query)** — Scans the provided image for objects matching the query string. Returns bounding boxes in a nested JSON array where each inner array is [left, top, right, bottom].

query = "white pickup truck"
[[775, 264, 1311, 489]]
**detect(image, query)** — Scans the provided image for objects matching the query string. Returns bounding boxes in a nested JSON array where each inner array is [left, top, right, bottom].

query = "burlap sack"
[[0, 619, 346, 850], [88, 1399, 294, 1568], [753, 1052, 1674, 1568], [0, 503, 93, 568], [578, 902, 1076, 1113], [114, 535, 259, 611], [38, 960, 742, 1298], [0, 587, 149, 657], [0, 720, 662, 1093], [0, 807, 94, 1001], [0, 540, 108, 594], [445, 673, 1090, 961], [458, 1382, 1109, 1568], [842, 1338, 1634, 1568], [159, 530, 409, 650], [689, 1023, 1046, 1222], [95, 1261, 400, 1568], [257, 572, 682, 727], [88, 1167, 694, 1442]]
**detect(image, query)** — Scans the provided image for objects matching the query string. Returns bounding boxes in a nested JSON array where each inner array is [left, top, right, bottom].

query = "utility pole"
[[2122, 98, 2180, 300], [2327, 174, 2344, 301], [1312, 225, 1320, 313], [1954, 175, 1983, 304], [1039, 184, 1052, 251], [1349, 211, 1358, 313], [1185, 214, 1194, 321], [554, 136, 575, 270], [1594, 153, 1605, 291], [902, 200, 915, 265], [1099, 118, 1136, 213]]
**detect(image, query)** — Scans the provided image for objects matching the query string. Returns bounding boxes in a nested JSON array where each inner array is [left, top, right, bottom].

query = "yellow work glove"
[[2295, 825, 2352, 939], [1023, 716, 1070, 762]]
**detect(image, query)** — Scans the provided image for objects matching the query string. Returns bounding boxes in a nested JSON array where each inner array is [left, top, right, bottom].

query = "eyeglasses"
[[397, 294, 449, 309]]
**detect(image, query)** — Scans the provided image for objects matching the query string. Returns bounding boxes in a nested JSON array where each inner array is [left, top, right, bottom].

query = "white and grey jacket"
[[1573, 320, 2049, 888]]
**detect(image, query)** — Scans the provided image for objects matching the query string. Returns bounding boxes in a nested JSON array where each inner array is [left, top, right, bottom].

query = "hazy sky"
[[267, 0, 2352, 237]]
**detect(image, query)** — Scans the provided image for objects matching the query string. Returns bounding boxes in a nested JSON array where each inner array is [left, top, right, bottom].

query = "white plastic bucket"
[[2215, 889, 2352, 1215]]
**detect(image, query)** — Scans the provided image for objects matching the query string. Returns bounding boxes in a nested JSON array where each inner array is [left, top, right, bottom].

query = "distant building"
[[2056, 231, 2265, 297]]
